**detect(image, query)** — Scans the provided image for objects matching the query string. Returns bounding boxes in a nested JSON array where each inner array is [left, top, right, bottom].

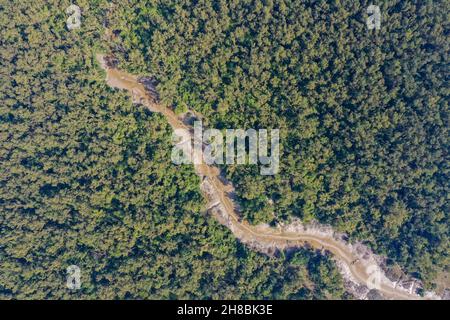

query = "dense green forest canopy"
[[0, 1, 346, 299], [106, 0, 449, 288]]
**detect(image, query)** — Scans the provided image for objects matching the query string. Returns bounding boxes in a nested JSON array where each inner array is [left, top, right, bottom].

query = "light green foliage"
[[0, 0, 346, 299]]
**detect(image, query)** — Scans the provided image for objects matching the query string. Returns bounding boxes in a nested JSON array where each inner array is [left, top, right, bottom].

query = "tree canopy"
[[106, 0, 449, 288], [0, 0, 347, 299]]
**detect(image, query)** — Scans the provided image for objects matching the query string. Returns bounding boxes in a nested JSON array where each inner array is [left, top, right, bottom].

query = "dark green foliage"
[[107, 0, 449, 288]]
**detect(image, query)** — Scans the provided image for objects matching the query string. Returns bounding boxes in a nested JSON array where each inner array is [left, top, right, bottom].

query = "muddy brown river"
[[96, 53, 440, 300]]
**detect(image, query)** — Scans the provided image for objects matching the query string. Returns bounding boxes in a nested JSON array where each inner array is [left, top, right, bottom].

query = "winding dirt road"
[[96, 54, 436, 300]]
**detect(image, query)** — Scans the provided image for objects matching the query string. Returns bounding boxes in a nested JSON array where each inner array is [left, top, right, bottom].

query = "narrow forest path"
[[96, 54, 438, 300]]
